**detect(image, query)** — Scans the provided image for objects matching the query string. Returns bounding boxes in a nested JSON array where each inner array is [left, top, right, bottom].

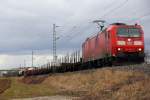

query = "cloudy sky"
[[0, 0, 150, 69]]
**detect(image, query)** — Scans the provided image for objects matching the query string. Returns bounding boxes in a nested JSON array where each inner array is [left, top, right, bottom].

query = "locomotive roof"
[[83, 23, 141, 44], [110, 23, 126, 25]]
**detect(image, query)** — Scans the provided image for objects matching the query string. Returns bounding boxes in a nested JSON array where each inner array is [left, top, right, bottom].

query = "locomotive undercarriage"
[[82, 52, 145, 68], [116, 52, 145, 63]]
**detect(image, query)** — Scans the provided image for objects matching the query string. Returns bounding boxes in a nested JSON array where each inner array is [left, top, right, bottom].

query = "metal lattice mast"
[[53, 24, 60, 64], [53, 24, 57, 64]]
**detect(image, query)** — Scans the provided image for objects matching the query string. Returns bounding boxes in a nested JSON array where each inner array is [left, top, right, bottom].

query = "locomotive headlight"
[[134, 41, 142, 45], [138, 48, 142, 51], [128, 38, 131, 41], [117, 48, 121, 51], [117, 41, 125, 45]]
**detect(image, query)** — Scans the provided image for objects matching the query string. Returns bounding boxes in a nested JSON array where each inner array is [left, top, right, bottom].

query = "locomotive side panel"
[[94, 34, 101, 60], [94, 29, 113, 60], [95, 31, 106, 59]]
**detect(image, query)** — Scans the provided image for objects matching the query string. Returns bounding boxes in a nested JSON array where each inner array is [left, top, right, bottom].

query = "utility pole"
[[52, 24, 60, 65], [32, 51, 34, 67], [24, 60, 26, 67]]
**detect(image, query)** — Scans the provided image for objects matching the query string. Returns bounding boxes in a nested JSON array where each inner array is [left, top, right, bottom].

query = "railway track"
[[107, 63, 150, 75], [24, 62, 150, 76]]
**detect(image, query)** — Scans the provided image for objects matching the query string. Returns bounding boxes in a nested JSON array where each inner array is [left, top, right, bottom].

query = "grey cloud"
[[0, 0, 150, 56]]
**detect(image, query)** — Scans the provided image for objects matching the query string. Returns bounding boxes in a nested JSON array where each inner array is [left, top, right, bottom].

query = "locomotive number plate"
[[127, 41, 132, 45]]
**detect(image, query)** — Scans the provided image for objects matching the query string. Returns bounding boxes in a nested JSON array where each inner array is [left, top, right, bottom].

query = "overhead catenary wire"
[[129, 12, 150, 23], [51, 0, 132, 43], [57, 26, 77, 41], [100, 0, 129, 19], [65, 0, 130, 41], [57, 0, 125, 42]]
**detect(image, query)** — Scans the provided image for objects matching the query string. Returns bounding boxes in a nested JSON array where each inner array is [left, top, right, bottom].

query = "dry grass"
[[0, 68, 150, 100], [43, 69, 150, 100], [0, 77, 57, 99], [20, 75, 48, 84]]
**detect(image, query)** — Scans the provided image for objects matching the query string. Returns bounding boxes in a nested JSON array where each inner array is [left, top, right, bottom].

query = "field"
[[0, 64, 150, 100]]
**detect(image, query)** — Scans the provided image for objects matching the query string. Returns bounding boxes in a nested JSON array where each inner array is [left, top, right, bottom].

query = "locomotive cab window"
[[128, 28, 141, 37], [117, 28, 141, 37]]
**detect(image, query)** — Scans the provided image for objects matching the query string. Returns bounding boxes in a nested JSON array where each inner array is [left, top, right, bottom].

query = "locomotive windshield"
[[117, 28, 141, 37]]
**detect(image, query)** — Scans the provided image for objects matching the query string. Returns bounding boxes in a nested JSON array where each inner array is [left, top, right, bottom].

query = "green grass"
[[1, 77, 57, 99]]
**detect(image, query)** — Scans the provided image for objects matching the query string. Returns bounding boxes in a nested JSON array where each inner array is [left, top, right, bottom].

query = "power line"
[[129, 12, 150, 23], [56, 1, 119, 41], [58, 26, 77, 40], [57, 24, 91, 42], [101, 0, 129, 19], [55, 0, 130, 46], [66, 0, 129, 41]]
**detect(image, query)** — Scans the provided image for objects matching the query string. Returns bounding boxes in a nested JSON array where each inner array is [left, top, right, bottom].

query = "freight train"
[[24, 23, 145, 76]]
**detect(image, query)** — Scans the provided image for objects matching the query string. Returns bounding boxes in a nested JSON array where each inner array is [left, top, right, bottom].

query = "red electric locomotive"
[[82, 23, 145, 66]]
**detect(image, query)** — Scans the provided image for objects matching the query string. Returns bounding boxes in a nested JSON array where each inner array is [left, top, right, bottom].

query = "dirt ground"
[[12, 95, 78, 100], [0, 78, 11, 94], [20, 75, 48, 84]]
